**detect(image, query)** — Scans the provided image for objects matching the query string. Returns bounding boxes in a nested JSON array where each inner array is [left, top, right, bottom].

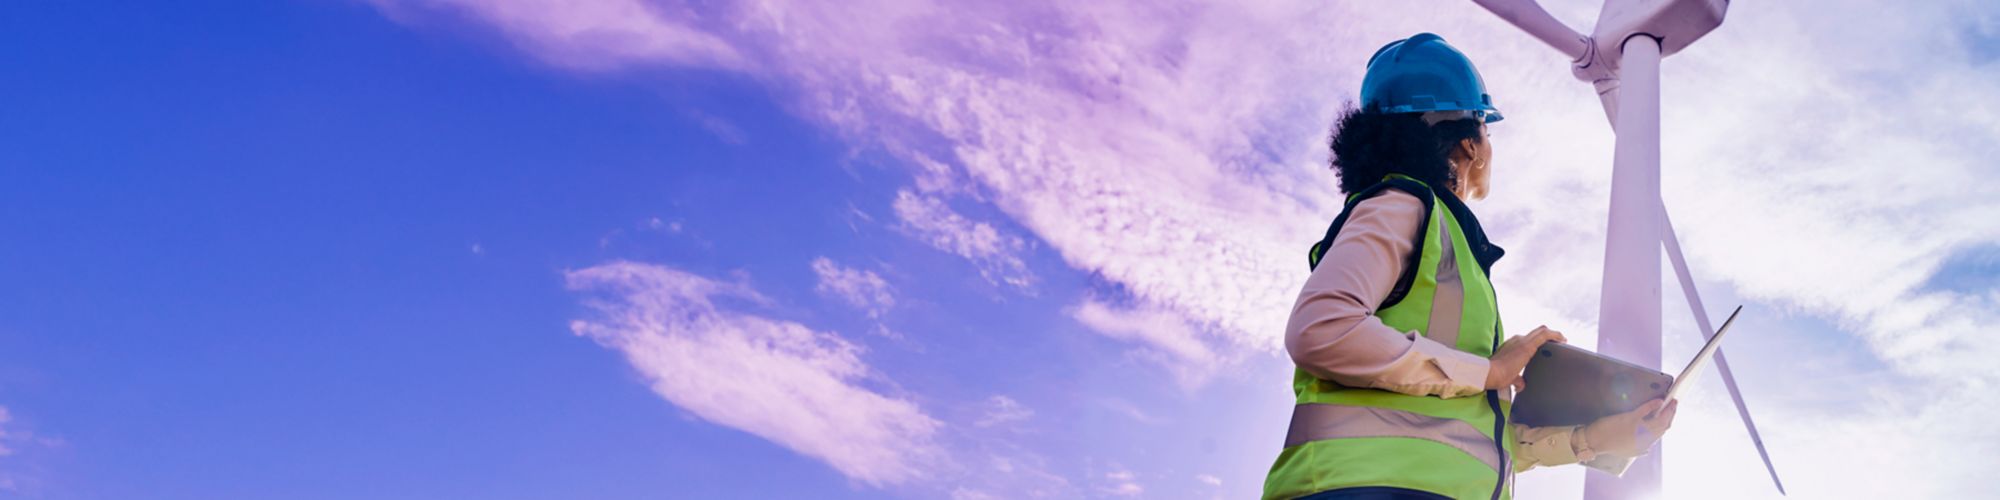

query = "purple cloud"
[[566, 262, 943, 486], [811, 256, 897, 318], [381, 0, 2000, 495]]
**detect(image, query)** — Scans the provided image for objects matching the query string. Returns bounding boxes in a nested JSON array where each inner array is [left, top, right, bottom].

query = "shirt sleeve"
[[1510, 425, 1636, 473], [1510, 424, 1582, 472], [1579, 452, 1638, 474], [1284, 190, 1491, 399]]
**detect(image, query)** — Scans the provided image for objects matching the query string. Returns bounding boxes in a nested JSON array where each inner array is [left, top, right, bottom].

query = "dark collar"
[[1433, 189, 1506, 274]]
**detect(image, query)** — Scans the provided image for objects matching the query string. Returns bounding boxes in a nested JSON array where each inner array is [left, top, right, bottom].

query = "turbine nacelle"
[[1588, 0, 1728, 73], [1473, 0, 1728, 122]]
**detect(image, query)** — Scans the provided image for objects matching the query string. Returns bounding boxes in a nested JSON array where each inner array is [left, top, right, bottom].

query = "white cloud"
[[0, 406, 15, 492], [1099, 397, 1165, 425], [383, 0, 2000, 494], [974, 395, 1035, 428], [0, 407, 12, 457], [947, 444, 1078, 499], [1071, 299, 1221, 388], [811, 256, 897, 318], [1103, 469, 1144, 497], [891, 189, 1036, 290], [950, 487, 998, 500], [687, 109, 748, 145], [0, 405, 58, 494], [367, 0, 749, 72], [570, 260, 1079, 496], [1196, 473, 1222, 487], [647, 216, 685, 234], [565, 261, 944, 486]]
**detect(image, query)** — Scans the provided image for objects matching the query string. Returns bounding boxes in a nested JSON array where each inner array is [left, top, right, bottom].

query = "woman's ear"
[[1456, 137, 1481, 165]]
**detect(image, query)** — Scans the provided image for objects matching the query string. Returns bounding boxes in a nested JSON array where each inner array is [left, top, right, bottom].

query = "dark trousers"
[[1297, 486, 1453, 500]]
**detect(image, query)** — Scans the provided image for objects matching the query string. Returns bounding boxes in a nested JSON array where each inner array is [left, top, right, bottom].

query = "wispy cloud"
[[0, 405, 58, 494], [1102, 469, 1144, 497], [1098, 397, 1164, 425], [1071, 299, 1220, 388], [811, 256, 896, 318], [382, 0, 2000, 495], [973, 395, 1034, 428], [686, 109, 748, 145], [0, 407, 14, 458], [370, 0, 2000, 359], [565, 261, 943, 486], [568, 261, 1088, 496], [891, 190, 1036, 291], [0, 407, 15, 492], [367, 0, 749, 72]]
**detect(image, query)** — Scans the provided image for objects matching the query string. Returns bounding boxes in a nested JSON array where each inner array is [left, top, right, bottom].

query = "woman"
[[1262, 33, 1679, 500]]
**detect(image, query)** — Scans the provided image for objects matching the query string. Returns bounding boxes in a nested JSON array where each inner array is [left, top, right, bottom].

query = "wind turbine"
[[1468, 0, 1785, 497]]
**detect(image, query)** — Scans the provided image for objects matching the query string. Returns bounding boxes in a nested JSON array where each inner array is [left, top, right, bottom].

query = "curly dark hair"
[[1328, 105, 1485, 196]]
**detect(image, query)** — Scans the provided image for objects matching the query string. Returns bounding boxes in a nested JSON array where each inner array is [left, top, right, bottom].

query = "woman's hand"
[[1583, 399, 1680, 457], [1484, 326, 1567, 391]]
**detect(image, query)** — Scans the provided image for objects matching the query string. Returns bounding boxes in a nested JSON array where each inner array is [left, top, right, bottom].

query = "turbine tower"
[[1468, 0, 1785, 497]]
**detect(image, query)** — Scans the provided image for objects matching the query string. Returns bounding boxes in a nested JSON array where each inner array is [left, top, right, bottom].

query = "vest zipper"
[[1488, 316, 1504, 500], [1486, 390, 1508, 500]]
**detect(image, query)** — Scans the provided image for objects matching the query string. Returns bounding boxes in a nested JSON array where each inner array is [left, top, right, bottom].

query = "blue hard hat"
[[1360, 33, 1503, 123]]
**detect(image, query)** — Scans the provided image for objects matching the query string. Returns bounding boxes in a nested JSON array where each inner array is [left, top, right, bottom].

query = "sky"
[[1, 0, 1998, 499]]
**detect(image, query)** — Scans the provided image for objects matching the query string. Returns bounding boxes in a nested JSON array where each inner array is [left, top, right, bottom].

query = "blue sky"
[[3, 0, 1999, 499], [0, 2, 887, 497], [0, 2, 1263, 497]]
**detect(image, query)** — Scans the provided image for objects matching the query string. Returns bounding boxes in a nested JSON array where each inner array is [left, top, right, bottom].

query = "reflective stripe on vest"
[[1425, 215, 1465, 349], [1283, 403, 1501, 471]]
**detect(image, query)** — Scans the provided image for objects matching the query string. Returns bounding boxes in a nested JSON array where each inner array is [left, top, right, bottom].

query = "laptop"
[[1511, 306, 1743, 428]]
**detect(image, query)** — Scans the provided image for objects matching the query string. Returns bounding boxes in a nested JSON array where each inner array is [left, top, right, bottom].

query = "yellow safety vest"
[[1264, 176, 1513, 500]]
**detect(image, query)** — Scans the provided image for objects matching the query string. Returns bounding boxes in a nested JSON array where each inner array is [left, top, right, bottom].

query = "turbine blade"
[[1469, 0, 1590, 59], [1662, 209, 1786, 494]]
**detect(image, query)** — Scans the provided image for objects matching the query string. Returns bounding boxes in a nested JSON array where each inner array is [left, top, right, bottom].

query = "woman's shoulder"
[[1350, 187, 1427, 216], [1337, 188, 1429, 242]]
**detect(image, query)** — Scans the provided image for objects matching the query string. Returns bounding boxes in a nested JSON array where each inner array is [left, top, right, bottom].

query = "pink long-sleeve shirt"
[[1285, 189, 1585, 472]]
